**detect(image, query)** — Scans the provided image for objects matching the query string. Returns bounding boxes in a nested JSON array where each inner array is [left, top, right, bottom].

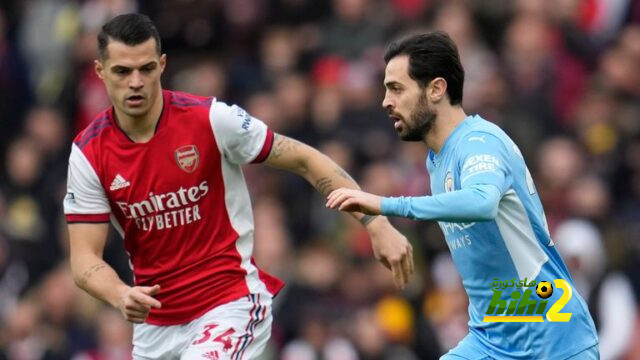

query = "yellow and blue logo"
[[483, 278, 573, 323]]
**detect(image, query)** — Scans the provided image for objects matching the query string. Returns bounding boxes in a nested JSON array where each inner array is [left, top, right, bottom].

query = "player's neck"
[[425, 105, 467, 154], [114, 92, 164, 143]]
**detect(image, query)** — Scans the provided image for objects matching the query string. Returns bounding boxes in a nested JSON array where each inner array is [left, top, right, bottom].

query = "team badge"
[[445, 171, 454, 192], [175, 145, 200, 173]]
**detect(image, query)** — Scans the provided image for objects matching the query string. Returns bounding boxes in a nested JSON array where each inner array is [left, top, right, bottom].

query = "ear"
[[427, 77, 448, 103], [159, 54, 167, 74], [94, 59, 104, 80]]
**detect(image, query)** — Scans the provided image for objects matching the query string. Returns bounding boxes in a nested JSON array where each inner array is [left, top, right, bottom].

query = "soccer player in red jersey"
[[64, 13, 413, 359]]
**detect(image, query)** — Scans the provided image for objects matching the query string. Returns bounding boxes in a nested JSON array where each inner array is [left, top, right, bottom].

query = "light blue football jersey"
[[382, 115, 598, 359]]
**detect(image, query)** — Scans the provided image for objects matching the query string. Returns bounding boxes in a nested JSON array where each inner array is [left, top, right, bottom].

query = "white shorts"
[[132, 293, 272, 360]]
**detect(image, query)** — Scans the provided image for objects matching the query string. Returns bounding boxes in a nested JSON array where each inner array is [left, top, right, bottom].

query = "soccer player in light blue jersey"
[[327, 32, 599, 359]]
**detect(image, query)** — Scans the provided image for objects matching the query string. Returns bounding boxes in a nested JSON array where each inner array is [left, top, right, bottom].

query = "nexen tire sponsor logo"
[[116, 181, 209, 231]]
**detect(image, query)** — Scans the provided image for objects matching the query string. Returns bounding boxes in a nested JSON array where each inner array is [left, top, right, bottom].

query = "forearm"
[[70, 253, 129, 308], [381, 184, 501, 222], [266, 134, 374, 223], [302, 151, 380, 224]]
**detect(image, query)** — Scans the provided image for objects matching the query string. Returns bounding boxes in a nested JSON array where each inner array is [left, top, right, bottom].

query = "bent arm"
[[263, 133, 414, 288], [68, 223, 128, 308], [264, 133, 374, 224], [381, 184, 501, 222]]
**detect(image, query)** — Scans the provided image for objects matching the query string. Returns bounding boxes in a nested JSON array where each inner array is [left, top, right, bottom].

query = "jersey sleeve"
[[209, 99, 274, 165], [458, 131, 511, 194], [64, 144, 111, 222]]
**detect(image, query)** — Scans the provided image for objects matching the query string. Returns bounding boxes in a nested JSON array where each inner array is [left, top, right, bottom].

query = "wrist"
[[359, 214, 378, 226], [111, 284, 131, 308], [362, 215, 389, 231]]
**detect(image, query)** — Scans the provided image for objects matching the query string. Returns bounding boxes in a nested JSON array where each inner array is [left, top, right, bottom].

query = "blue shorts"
[[440, 333, 599, 360]]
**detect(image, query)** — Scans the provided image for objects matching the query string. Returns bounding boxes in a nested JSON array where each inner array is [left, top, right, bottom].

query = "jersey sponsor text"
[[115, 180, 209, 231]]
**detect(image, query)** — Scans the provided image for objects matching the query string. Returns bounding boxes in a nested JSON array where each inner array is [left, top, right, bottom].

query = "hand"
[[326, 188, 382, 215], [116, 284, 162, 323], [364, 217, 414, 290]]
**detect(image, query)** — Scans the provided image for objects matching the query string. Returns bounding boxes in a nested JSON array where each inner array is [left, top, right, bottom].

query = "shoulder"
[[73, 110, 112, 149], [457, 117, 512, 152], [161, 90, 217, 133], [72, 109, 114, 162], [453, 123, 513, 167], [466, 116, 510, 142], [168, 90, 214, 109], [166, 90, 214, 119]]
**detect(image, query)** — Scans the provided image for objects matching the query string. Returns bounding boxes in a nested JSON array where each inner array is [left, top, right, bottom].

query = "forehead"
[[384, 55, 412, 85], [103, 38, 159, 66]]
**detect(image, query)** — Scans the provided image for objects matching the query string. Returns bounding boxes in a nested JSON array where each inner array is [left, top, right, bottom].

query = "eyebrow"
[[384, 81, 402, 89], [110, 61, 157, 71]]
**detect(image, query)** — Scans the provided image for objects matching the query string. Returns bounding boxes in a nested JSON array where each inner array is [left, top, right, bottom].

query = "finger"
[[379, 257, 391, 270], [327, 189, 342, 201], [122, 307, 148, 322], [126, 308, 150, 319], [125, 300, 150, 313], [408, 245, 415, 275], [127, 315, 147, 324], [333, 191, 350, 209], [326, 191, 339, 208], [328, 192, 350, 209], [131, 291, 162, 309], [398, 256, 409, 286], [140, 284, 161, 295], [327, 188, 348, 204], [401, 255, 412, 284], [390, 261, 405, 290], [326, 195, 339, 208], [338, 197, 358, 211]]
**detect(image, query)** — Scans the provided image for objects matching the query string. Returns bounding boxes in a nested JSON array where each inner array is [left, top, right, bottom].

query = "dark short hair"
[[384, 31, 464, 105], [97, 13, 161, 60]]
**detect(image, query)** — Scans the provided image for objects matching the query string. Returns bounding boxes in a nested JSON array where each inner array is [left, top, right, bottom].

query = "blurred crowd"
[[1, 0, 640, 359]]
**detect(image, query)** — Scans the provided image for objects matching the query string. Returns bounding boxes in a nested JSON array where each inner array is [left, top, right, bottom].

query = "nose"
[[129, 70, 144, 90], [382, 92, 393, 111]]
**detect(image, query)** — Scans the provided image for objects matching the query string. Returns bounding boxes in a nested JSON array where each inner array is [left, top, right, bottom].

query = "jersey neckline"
[[109, 90, 171, 145], [429, 114, 477, 166]]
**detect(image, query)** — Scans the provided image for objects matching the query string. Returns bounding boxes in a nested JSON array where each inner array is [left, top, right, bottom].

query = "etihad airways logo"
[[116, 181, 209, 231]]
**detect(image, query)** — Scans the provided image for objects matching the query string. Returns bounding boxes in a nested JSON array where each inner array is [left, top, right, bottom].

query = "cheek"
[[105, 77, 125, 89], [400, 97, 417, 116]]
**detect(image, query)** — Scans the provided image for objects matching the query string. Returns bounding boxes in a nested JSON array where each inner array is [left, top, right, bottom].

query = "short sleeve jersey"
[[64, 90, 283, 325]]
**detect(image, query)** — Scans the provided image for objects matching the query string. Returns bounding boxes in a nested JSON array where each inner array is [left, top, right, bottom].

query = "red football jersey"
[[64, 90, 284, 325]]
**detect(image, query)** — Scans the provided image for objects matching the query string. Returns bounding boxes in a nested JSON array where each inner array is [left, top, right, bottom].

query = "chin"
[[399, 129, 425, 142], [125, 106, 149, 116]]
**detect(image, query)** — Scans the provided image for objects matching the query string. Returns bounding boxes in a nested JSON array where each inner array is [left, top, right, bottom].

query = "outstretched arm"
[[326, 184, 501, 222], [68, 223, 161, 323], [264, 134, 414, 288], [328, 131, 510, 222]]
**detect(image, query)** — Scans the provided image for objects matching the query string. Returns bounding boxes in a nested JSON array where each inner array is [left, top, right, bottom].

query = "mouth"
[[126, 94, 145, 106], [389, 113, 403, 131]]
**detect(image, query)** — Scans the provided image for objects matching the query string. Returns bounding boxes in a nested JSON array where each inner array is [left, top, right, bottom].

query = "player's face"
[[95, 38, 166, 119], [382, 55, 436, 141]]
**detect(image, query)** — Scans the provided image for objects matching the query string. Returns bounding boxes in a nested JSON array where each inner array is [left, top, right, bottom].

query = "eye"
[[141, 64, 157, 73], [113, 68, 130, 75]]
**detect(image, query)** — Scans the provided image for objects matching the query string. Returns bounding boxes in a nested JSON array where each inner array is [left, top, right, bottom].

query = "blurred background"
[[0, 0, 639, 359]]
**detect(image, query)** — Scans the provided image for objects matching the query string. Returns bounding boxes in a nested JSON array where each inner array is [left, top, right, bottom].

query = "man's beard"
[[400, 95, 436, 141]]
